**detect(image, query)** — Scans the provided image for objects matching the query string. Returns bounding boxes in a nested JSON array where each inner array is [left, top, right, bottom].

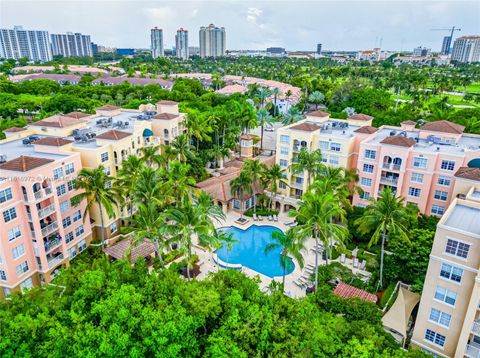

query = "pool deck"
[[193, 211, 371, 299]]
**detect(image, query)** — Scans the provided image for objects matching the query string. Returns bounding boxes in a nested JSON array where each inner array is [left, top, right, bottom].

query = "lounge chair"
[[268, 215, 273, 221], [353, 258, 359, 268], [253, 214, 258, 221], [340, 253, 346, 264], [359, 260, 366, 270], [284, 221, 294, 226], [258, 215, 263, 221], [294, 280, 306, 288], [273, 214, 278, 222]]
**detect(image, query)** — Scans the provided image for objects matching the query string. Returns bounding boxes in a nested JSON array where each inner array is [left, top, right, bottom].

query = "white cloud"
[[144, 6, 177, 22]]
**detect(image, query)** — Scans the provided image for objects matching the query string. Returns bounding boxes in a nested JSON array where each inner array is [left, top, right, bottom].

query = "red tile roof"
[[354, 126, 378, 134], [96, 105, 120, 111], [455, 167, 480, 182], [157, 100, 178, 105], [334, 282, 377, 303], [421, 120, 464, 134], [65, 111, 90, 119], [306, 110, 330, 118], [401, 120, 416, 125], [96, 130, 132, 140], [380, 135, 416, 147], [349, 113, 374, 121], [153, 113, 179, 120], [33, 115, 87, 128], [34, 137, 74, 146], [0, 156, 54, 172], [290, 123, 321, 132], [4, 127, 27, 132], [103, 238, 155, 264], [240, 134, 257, 140]]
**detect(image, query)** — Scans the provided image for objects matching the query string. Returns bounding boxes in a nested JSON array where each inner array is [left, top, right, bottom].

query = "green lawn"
[[454, 82, 480, 94]]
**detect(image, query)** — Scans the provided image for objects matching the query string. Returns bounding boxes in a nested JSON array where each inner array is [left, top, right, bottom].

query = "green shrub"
[[379, 282, 397, 309]]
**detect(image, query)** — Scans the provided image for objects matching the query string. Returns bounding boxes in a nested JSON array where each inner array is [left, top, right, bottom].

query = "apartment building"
[[274, 111, 374, 211], [411, 168, 480, 357], [51, 32, 93, 57], [0, 103, 185, 297], [451, 36, 480, 64], [175, 28, 189, 60], [353, 120, 480, 216], [199, 24, 226, 58], [151, 27, 164, 59], [0, 26, 52, 62]]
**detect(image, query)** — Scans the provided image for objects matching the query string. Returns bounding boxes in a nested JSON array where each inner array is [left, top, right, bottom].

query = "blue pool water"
[[215, 225, 295, 278]]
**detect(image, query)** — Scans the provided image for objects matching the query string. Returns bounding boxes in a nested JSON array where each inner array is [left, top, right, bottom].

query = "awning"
[[382, 286, 420, 344], [142, 128, 154, 137]]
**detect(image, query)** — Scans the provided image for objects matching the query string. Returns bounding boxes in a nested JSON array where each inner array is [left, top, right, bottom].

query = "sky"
[[1, 0, 479, 52]]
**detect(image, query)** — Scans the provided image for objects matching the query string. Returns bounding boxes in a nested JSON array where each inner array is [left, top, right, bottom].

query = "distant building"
[[451, 36, 480, 63], [151, 27, 164, 58], [356, 48, 390, 62], [199, 24, 226, 58], [316, 43, 322, 54], [441, 35, 451, 55], [412, 46, 431, 57], [393, 55, 449, 66], [266, 47, 286, 57], [175, 28, 189, 60], [51, 32, 92, 58], [0, 26, 52, 62], [116, 48, 135, 56], [91, 42, 98, 54], [97, 45, 116, 53], [188, 46, 200, 57]]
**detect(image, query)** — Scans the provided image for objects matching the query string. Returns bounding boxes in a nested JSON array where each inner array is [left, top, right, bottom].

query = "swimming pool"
[[215, 225, 295, 278]]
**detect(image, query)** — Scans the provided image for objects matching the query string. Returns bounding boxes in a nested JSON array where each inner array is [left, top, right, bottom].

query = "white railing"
[[382, 163, 401, 171], [47, 253, 64, 269], [33, 187, 53, 201], [472, 321, 480, 335], [41, 221, 58, 237], [38, 204, 55, 219], [27, 212, 33, 221], [44, 238, 62, 253], [380, 176, 399, 185], [466, 344, 480, 358]]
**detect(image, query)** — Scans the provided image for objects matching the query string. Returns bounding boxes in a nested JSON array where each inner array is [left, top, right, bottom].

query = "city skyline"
[[1, 0, 479, 52]]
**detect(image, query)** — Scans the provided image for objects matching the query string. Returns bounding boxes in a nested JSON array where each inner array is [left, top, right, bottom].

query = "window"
[[411, 173, 424, 183], [279, 159, 288, 167], [319, 141, 329, 150], [434, 286, 456, 306], [365, 149, 376, 160], [440, 160, 455, 171], [408, 187, 421, 197], [413, 157, 428, 169], [279, 181, 287, 189], [329, 156, 339, 166], [78, 239, 87, 252], [440, 263, 463, 283], [65, 163, 75, 175], [295, 177, 304, 184], [15, 261, 29, 276], [100, 152, 109, 162], [233, 199, 241, 210], [68, 246, 77, 260], [12, 244, 25, 259], [280, 135, 290, 144], [360, 191, 370, 200], [437, 176, 451, 186], [280, 146, 289, 155], [104, 166, 111, 175], [65, 232, 74, 244], [110, 222, 117, 234], [53, 167, 64, 180], [434, 190, 448, 201], [429, 308, 451, 328], [361, 177, 372, 187], [0, 188, 13, 203], [62, 216, 71, 229], [363, 164, 374, 173], [20, 277, 33, 292], [8, 226, 21, 241], [60, 201, 69, 213], [424, 329, 446, 347], [3, 207, 17, 223], [56, 184, 66, 197], [73, 210, 81, 222], [75, 225, 84, 237], [431, 205, 445, 216], [445, 239, 469, 259], [330, 142, 341, 152], [67, 180, 75, 191], [0, 270, 6, 281]]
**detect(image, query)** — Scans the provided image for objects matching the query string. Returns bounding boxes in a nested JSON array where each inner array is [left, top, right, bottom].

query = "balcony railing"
[[27, 212, 33, 221], [44, 237, 62, 253], [472, 321, 480, 335], [465, 344, 480, 358], [47, 253, 64, 269], [380, 176, 399, 185], [382, 163, 401, 171], [32, 187, 53, 201], [38, 204, 55, 219], [41, 221, 58, 237]]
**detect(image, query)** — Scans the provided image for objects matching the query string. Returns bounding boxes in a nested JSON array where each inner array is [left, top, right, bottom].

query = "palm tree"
[[290, 148, 324, 187], [263, 164, 288, 210], [230, 171, 252, 219], [158, 161, 197, 206], [256, 86, 273, 108], [282, 107, 303, 125], [140, 145, 161, 167], [256, 108, 274, 151], [164, 192, 224, 279], [308, 91, 325, 110], [290, 191, 348, 291], [116, 155, 144, 222], [72, 167, 117, 246], [265, 229, 305, 292], [216, 230, 238, 264], [185, 112, 214, 150], [242, 159, 266, 215], [355, 188, 411, 290], [271, 87, 282, 116], [172, 134, 194, 163]]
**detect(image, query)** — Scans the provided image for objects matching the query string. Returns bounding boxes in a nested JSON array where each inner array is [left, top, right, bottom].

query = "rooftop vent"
[[0, 154, 6, 163]]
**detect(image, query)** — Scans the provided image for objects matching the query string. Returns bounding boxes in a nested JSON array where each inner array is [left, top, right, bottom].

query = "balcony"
[[41, 221, 58, 237], [380, 176, 399, 185], [291, 181, 305, 189], [32, 187, 53, 202], [47, 253, 64, 269], [465, 344, 480, 358], [44, 236, 62, 253], [38, 204, 56, 219], [472, 321, 480, 335], [382, 163, 401, 171]]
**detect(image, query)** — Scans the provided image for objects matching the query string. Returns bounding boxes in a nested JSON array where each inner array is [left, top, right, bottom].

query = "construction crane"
[[431, 27, 461, 54]]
